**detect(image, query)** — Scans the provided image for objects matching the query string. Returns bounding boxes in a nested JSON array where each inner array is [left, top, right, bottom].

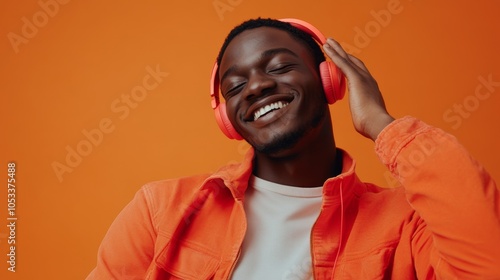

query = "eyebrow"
[[220, 48, 299, 86]]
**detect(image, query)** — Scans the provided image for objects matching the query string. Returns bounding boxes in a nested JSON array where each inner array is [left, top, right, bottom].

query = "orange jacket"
[[86, 117, 500, 279]]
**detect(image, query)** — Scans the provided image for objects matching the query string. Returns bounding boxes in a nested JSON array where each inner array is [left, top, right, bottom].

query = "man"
[[86, 18, 500, 279]]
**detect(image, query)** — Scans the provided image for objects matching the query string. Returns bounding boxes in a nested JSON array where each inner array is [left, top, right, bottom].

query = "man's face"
[[219, 27, 328, 155]]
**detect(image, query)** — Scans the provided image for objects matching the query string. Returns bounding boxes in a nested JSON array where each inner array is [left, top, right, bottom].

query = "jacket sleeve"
[[375, 116, 500, 279], [86, 186, 157, 280]]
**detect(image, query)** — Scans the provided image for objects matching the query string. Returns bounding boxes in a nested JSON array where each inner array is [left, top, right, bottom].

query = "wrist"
[[367, 114, 395, 141]]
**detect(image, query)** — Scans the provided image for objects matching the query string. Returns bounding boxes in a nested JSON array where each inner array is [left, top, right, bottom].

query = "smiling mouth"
[[253, 101, 289, 121]]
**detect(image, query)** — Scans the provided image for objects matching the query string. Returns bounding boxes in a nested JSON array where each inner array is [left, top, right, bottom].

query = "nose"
[[243, 71, 277, 100]]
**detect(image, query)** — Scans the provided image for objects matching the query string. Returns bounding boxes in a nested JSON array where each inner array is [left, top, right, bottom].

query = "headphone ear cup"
[[319, 61, 346, 104], [214, 103, 243, 140]]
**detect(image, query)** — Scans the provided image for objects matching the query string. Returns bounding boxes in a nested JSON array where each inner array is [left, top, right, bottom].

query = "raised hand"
[[323, 38, 395, 141]]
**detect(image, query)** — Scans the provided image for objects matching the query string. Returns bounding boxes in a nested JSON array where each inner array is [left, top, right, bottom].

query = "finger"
[[325, 38, 350, 61], [323, 42, 360, 79], [347, 54, 370, 74], [324, 38, 367, 74]]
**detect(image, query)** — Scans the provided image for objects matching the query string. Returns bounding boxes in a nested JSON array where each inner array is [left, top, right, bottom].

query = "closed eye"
[[268, 64, 295, 74], [224, 82, 245, 98]]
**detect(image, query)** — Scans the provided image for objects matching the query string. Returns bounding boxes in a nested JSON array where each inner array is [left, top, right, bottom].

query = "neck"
[[252, 119, 342, 187]]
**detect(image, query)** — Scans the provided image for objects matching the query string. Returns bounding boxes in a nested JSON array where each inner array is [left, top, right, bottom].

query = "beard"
[[251, 105, 326, 156]]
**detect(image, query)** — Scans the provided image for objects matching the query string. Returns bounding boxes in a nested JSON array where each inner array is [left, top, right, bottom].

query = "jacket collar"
[[204, 148, 255, 200], [205, 148, 365, 201], [322, 149, 365, 205]]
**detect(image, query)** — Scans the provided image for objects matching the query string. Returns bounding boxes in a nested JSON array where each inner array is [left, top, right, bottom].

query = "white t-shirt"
[[231, 176, 323, 280]]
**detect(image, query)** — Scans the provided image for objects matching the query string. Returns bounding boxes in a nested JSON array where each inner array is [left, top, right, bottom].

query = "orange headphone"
[[210, 18, 346, 140]]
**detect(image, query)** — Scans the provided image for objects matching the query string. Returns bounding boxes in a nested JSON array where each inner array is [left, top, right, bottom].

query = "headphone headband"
[[280, 18, 327, 44]]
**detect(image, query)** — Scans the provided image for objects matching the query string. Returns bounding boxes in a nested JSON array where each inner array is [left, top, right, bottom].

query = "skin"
[[219, 27, 394, 187]]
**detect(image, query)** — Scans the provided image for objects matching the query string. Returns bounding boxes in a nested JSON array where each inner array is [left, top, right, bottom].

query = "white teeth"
[[253, 101, 289, 121]]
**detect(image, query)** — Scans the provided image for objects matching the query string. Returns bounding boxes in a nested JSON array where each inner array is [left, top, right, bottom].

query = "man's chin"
[[248, 105, 326, 157], [252, 127, 305, 157]]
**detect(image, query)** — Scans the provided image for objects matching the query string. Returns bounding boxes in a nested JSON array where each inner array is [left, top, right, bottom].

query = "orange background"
[[1, 0, 499, 279]]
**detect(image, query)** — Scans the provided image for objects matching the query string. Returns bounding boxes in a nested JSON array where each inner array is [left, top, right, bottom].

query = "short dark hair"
[[216, 18, 326, 68]]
